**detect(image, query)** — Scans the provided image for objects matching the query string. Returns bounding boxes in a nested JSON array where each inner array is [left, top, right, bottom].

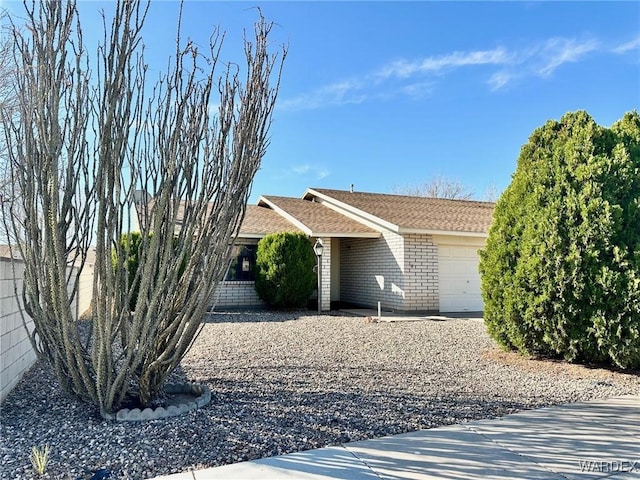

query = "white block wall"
[[403, 234, 439, 311], [339, 232, 440, 312], [213, 281, 265, 309], [319, 237, 332, 311], [340, 231, 407, 311], [1, 258, 36, 403], [1, 257, 85, 402], [213, 237, 330, 311]]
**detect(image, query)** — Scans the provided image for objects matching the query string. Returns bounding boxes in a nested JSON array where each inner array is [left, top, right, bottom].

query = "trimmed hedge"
[[479, 110, 640, 369], [254, 232, 317, 309]]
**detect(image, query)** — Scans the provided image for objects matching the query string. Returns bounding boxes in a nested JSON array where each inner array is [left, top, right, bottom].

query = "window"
[[225, 245, 257, 281]]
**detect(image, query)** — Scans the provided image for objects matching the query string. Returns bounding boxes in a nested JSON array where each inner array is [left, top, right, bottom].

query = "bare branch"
[[392, 175, 475, 200], [2, 0, 286, 415]]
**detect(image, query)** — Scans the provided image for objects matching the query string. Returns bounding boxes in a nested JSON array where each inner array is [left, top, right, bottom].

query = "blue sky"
[[5, 1, 640, 203]]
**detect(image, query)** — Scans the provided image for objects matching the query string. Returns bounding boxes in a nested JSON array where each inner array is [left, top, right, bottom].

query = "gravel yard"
[[1, 311, 638, 479]]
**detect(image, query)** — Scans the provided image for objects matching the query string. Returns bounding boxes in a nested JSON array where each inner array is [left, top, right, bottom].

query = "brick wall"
[[1, 257, 84, 402], [319, 237, 331, 311], [339, 232, 442, 312], [212, 281, 265, 309], [403, 233, 439, 311], [0, 258, 36, 402], [210, 239, 264, 309], [340, 231, 406, 311]]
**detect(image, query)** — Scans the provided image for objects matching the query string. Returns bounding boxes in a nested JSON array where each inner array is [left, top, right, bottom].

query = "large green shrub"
[[113, 232, 146, 312], [255, 232, 317, 309], [479, 110, 640, 369], [113, 232, 187, 312]]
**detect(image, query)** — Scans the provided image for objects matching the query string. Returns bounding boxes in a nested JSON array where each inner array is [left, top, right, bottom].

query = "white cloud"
[[535, 38, 599, 77], [613, 36, 640, 54], [488, 71, 516, 91], [487, 37, 599, 88], [400, 81, 434, 100], [279, 34, 623, 108], [376, 47, 510, 79], [317, 168, 330, 180], [291, 164, 330, 180], [278, 79, 367, 112], [292, 165, 311, 175]]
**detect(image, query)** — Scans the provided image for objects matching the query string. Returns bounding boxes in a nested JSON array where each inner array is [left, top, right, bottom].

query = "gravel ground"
[[1, 311, 638, 480]]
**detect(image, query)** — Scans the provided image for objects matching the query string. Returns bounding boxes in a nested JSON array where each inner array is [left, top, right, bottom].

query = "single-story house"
[[213, 187, 495, 313]]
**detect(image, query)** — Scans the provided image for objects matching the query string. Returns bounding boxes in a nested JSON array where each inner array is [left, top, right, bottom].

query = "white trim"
[[431, 234, 487, 246], [259, 195, 381, 238], [402, 228, 488, 238], [311, 231, 380, 238], [236, 233, 267, 239], [305, 189, 489, 239], [304, 189, 401, 233]]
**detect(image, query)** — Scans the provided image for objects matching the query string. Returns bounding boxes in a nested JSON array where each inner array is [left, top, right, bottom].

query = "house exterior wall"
[[339, 233, 443, 312], [211, 239, 265, 309], [319, 237, 331, 311], [340, 231, 406, 311], [330, 237, 340, 303], [213, 281, 264, 309], [403, 233, 439, 311]]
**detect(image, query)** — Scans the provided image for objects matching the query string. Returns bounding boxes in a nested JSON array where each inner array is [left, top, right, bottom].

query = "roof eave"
[[236, 233, 268, 239], [310, 231, 382, 239], [398, 227, 489, 238]]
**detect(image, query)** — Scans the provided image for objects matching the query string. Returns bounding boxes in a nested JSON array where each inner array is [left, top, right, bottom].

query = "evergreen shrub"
[[479, 111, 640, 369], [255, 232, 317, 309]]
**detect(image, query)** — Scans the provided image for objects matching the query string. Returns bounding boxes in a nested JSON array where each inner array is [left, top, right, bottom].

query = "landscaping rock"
[[1, 311, 638, 480]]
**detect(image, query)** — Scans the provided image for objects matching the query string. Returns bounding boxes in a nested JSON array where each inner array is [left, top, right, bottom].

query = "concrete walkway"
[[151, 395, 639, 480], [339, 308, 484, 322]]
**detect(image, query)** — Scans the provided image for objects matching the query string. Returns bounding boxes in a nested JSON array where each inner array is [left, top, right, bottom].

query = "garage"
[[437, 244, 484, 313]]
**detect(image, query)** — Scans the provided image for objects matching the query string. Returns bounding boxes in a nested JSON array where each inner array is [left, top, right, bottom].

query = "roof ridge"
[[310, 187, 495, 206]]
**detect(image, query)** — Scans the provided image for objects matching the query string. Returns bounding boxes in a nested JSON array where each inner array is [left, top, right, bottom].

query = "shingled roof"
[[259, 196, 380, 238], [135, 200, 301, 238], [135, 188, 495, 239], [305, 188, 494, 235], [239, 205, 301, 238]]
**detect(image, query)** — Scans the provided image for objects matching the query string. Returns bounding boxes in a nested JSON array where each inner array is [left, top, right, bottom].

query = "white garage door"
[[438, 245, 483, 313]]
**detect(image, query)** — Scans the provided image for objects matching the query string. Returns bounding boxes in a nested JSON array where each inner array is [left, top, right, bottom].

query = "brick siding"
[[340, 231, 407, 311], [212, 281, 265, 309], [1, 258, 80, 402], [0, 259, 36, 402], [403, 233, 439, 311], [319, 237, 331, 311], [339, 232, 439, 312]]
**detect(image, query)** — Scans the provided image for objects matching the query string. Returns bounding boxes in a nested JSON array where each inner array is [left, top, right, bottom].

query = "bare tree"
[[0, 11, 12, 151], [482, 183, 501, 203], [0, 10, 18, 238], [1, 0, 285, 415], [392, 175, 474, 200]]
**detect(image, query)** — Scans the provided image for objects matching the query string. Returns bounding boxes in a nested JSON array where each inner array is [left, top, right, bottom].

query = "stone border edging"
[[102, 383, 211, 422]]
